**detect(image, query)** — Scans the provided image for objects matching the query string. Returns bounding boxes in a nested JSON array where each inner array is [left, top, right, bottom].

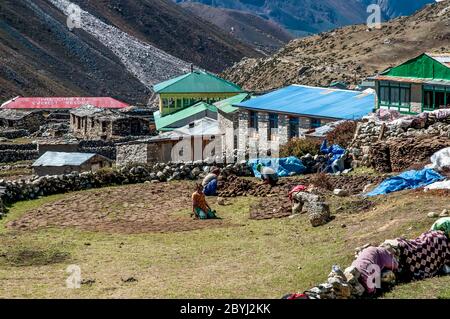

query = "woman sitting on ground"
[[192, 183, 217, 220], [202, 167, 220, 196]]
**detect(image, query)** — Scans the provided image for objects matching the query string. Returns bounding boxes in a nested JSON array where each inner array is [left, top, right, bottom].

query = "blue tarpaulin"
[[366, 168, 445, 197], [249, 156, 306, 178], [320, 140, 345, 162]]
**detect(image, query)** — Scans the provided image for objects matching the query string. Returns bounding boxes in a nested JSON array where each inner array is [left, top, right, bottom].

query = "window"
[[289, 117, 299, 139], [380, 86, 390, 105], [168, 98, 175, 108], [249, 111, 258, 131], [268, 113, 278, 141], [423, 85, 450, 110], [162, 98, 169, 108], [310, 118, 321, 128], [378, 81, 411, 111]]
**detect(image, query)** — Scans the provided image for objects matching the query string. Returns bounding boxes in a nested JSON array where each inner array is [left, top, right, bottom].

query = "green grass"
[[0, 183, 449, 298]]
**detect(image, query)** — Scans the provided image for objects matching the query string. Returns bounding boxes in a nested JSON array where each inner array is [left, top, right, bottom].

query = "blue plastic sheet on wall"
[[366, 168, 445, 197]]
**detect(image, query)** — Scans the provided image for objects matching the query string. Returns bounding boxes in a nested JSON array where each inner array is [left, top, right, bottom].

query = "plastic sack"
[[366, 168, 444, 197], [426, 147, 450, 172], [424, 180, 450, 191]]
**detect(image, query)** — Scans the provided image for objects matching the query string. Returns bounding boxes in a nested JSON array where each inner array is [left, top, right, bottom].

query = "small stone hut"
[[32, 151, 112, 176]]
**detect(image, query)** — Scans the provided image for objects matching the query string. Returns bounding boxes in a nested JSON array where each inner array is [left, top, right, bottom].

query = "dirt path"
[[7, 182, 232, 234]]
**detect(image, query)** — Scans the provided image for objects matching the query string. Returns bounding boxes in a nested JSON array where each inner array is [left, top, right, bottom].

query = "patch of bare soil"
[[249, 196, 292, 220], [7, 182, 232, 234]]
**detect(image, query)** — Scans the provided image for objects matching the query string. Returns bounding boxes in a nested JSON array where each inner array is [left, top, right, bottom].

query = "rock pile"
[[305, 265, 364, 299]]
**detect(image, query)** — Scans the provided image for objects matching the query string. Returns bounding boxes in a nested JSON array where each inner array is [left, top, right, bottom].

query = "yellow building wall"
[[159, 92, 239, 115]]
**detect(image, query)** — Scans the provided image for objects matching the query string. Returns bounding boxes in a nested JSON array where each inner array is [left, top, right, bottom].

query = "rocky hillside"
[[0, 0, 260, 104], [223, 1, 450, 92], [179, 2, 293, 53], [176, 0, 435, 35]]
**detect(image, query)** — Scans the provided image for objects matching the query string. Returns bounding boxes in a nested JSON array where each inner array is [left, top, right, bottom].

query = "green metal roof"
[[214, 93, 251, 114], [381, 53, 450, 82], [154, 102, 217, 130], [153, 71, 243, 94]]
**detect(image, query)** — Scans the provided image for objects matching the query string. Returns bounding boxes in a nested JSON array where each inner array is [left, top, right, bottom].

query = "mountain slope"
[[0, 0, 260, 104], [176, 0, 435, 35], [179, 2, 293, 53], [0, 0, 150, 104], [222, 1, 450, 92], [67, 0, 261, 73]]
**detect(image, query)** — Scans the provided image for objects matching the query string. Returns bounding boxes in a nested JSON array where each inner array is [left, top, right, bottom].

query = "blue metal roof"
[[33, 152, 97, 167], [234, 85, 375, 120]]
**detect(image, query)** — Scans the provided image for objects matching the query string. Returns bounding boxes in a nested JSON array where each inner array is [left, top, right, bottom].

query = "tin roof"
[[1, 97, 129, 110], [234, 85, 375, 120], [153, 102, 217, 130], [149, 118, 221, 142], [153, 71, 243, 94], [32, 151, 105, 167], [214, 93, 251, 114], [427, 53, 450, 67]]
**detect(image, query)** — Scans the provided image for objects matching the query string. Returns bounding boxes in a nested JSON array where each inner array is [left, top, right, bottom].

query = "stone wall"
[[0, 143, 38, 163], [0, 129, 30, 139], [349, 110, 450, 169]]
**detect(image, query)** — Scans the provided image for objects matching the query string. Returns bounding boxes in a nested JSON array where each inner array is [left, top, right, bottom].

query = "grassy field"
[[0, 182, 449, 298]]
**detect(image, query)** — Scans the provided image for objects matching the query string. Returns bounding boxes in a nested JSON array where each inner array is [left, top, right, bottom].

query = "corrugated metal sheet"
[[153, 71, 243, 94], [33, 152, 96, 167], [1, 97, 129, 110], [214, 93, 251, 113], [150, 118, 220, 141], [153, 102, 217, 130], [234, 85, 375, 120]]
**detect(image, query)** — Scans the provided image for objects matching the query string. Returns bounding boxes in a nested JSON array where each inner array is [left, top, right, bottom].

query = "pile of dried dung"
[[249, 196, 292, 220], [217, 175, 283, 197], [328, 175, 385, 195], [369, 136, 450, 173]]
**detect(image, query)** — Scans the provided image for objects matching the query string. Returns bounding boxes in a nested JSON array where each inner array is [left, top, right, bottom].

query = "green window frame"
[[422, 85, 450, 111], [378, 81, 411, 112], [310, 118, 321, 128]]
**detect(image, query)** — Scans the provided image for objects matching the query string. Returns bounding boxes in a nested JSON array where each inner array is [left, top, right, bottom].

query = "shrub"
[[280, 138, 320, 158], [310, 172, 333, 191], [326, 121, 358, 148]]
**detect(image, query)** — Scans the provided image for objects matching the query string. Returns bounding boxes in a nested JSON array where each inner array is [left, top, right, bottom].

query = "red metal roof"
[[1, 97, 129, 110]]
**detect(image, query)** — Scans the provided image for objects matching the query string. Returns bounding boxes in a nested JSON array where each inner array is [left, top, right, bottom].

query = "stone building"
[[0, 109, 46, 133], [70, 105, 152, 140], [117, 118, 221, 165], [374, 52, 450, 114], [226, 85, 375, 160], [32, 151, 112, 176]]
